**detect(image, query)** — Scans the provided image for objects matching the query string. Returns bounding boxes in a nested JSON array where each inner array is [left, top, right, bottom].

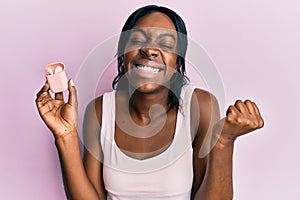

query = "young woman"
[[36, 5, 264, 200]]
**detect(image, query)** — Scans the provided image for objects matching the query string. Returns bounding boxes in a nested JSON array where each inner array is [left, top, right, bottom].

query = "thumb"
[[67, 79, 78, 108]]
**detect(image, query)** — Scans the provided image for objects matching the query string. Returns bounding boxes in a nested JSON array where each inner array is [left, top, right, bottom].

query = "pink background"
[[1, 0, 299, 199]]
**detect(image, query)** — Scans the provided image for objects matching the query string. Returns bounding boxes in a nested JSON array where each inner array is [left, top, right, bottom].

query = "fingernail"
[[70, 79, 75, 86], [46, 68, 53, 75]]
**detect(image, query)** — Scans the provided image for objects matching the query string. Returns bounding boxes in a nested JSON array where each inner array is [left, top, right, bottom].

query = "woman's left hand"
[[214, 100, 264, 147]]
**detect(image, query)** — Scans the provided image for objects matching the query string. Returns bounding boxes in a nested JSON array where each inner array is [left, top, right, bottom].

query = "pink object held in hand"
[[45, 62, 68, 93]]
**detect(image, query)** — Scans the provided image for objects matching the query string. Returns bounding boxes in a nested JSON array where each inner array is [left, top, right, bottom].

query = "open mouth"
[[133, 63, 163, 74]]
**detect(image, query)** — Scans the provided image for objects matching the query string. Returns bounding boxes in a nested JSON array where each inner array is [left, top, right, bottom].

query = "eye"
[[159, 43, 174, 50], [129, 38, 146, 45]]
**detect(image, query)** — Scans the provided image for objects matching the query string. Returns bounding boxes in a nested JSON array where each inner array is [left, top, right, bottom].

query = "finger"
[[226, 105, 239, 116], [36, 83, 50, 98], [55, 92, 64, 101], [244, 100, 256, 114], [244, 100, 261, 127], [36, 96, 53, 113], [251, 102, 261, 116], [252, 102, 264, 128], [67, 79, 78, 108], [226, 105, 238, 118], [234, 100, 248, 114]]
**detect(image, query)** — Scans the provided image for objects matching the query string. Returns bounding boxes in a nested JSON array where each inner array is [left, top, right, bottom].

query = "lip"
[[132, 59, 165, 70], [129, 59, 165, 79]]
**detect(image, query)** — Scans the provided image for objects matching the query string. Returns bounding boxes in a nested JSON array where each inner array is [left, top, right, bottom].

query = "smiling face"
[[123, 12, 178, 93]]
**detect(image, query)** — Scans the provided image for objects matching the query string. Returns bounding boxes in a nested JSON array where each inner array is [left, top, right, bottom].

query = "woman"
[[36, 5, 264, 200]]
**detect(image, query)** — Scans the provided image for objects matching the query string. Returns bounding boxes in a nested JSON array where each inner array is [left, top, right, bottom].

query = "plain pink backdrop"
[[1, 0, 299, 199]]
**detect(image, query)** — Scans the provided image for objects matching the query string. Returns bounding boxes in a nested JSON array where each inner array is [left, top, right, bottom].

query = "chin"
[[126, 71, 172, 92], [130, 82, 168, 94]]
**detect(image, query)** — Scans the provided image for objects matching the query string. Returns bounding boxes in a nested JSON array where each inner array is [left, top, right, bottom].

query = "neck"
[[128, 87, 170, 122]]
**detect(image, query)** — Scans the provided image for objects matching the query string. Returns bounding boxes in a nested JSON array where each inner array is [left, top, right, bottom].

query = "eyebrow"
[[131, 29, 177, 41], [158, 33, 176, 41], [131, 28, 147, 36]]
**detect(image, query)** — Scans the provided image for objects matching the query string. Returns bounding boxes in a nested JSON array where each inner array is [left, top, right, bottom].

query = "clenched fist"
[[214, 100, 264, 147]]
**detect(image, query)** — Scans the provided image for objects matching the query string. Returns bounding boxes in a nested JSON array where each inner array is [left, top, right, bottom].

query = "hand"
[[35, 80, 78, 140], [214, 100, 264, 147]]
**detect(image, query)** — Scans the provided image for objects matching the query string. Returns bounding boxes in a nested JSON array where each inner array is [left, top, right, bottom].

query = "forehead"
[[133, 12, 176, 30]]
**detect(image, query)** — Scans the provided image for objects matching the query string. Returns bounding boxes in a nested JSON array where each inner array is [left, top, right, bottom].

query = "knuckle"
[[226, 115, 236, 124], [251, 121, 259, 128], [235, 99, 243, 106], [226, 106, 234, 115], [245, 118, 251, 126], [228, 105, 234, 110], [226, 115, 232, 122], [244, 99, 252, 106], [236, 99, 242, 103], [236, 117, 243, 124], [259, 119, 265, 128]]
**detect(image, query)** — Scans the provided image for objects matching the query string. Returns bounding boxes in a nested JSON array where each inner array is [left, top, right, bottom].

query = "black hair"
[[112, 5, 189, 111]]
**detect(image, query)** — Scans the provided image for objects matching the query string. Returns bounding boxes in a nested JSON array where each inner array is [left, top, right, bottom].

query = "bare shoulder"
[[84, 95, 104, 127], [193, 88, 219, 109], [191, 88, 219, 124], [190, 88, 220, 142]]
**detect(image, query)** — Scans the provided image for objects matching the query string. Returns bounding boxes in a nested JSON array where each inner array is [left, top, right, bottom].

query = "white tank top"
[[100, 85, 195, 200]]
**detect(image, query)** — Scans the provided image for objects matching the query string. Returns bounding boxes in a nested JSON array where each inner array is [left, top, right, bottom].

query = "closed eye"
[[130, 38, 146, 45], [159, 43, 174, 50]]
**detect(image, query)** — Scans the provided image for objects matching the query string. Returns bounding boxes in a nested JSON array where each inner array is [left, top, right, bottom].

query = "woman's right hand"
[[35, 79, 78, 140]]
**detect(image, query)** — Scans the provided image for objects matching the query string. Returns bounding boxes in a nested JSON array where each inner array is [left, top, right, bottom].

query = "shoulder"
[[190, 88, 219, 121], [84, 95, 104, 126], [182, 85, 217, 109], [190, 88, 220, 141], [84, 90, 116, 126], [193, 88, 218, 107]]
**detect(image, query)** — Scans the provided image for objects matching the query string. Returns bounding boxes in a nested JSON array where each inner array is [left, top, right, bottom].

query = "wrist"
[[214, 136, 235, 150], [54, 130, 79, 147]]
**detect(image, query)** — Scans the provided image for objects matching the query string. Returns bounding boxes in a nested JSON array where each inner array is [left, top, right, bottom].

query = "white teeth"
[[136, 65, 160, 73]]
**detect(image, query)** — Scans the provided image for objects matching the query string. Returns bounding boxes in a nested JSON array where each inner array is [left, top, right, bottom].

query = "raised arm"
[[192, 90, 264, 200], [35, 81, 99, 200]]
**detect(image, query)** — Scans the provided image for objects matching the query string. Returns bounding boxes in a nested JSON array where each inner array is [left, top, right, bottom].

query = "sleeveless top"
[[100, 85, 196, 200]]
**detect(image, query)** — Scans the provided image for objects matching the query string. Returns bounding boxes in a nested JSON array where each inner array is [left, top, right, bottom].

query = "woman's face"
[[123, 12, 178, 93]]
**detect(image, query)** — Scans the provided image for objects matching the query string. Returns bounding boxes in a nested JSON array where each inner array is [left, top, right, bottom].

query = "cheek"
[[163, 53, 178, 68], [123, 51, 137, 69]]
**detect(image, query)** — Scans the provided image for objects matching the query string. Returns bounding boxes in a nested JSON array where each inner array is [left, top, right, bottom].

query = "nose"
[[139, 47, 159, 58]]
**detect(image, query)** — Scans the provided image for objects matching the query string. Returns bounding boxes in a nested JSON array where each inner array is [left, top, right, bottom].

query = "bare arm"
[[82, 98, 107, 199], [191, 89, 221, 199], [191, 90, 264, 199], [56, 134, 99, 200], [36, 81, 99, 200], [194, 137, 234, 199]]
